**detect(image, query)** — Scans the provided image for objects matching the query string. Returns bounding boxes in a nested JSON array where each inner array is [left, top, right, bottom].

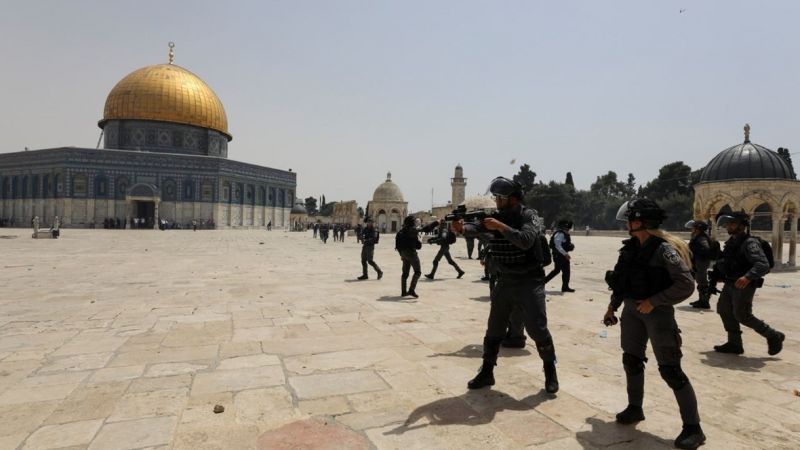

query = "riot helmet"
[[684, 219, 708, 232], [487, 177, 523, 199], [556, 219, 573, 230], [616, 198, 667, 229], [716, 211, 750, 227], [403, 215, 417, 229]]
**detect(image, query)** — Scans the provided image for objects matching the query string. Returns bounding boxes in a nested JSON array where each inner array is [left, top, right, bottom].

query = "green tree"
[[319, 201, 337, 216], [624, 173, 636, 197], [304, 196, 318, 214], [590, 171, 627, 198], [357, 206, 365, 218], [513, 164, 537, 193], [640, 161, 692, 198]]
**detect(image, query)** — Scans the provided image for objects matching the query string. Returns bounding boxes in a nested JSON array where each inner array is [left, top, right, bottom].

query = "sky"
[[1, 0, 799, 211]]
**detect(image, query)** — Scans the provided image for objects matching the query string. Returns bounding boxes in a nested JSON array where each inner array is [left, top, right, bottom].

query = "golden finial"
[[744, 123, 751, 143], [168, 42, 175, 64]]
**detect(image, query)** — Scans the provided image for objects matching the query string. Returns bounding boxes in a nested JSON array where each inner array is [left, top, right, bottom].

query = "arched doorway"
[[126, 183, 161, 229]]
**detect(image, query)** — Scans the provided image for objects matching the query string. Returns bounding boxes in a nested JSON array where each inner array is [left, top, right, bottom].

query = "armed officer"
[[685, 220, 714, 309], [357, 218, 383, 281], [425, 223, 465, 280], [452, 177, 559, 394], [710, 212, 785, 356], [544, 219, 575, 293], [396, 215, 423, 298], [603, 199, 704, 450]]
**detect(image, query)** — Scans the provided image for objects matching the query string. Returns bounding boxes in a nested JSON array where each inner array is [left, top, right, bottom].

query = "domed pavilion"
[[366, 172, 408, 232], [693, 124, 800, 267], [0, 44, 296, 229]]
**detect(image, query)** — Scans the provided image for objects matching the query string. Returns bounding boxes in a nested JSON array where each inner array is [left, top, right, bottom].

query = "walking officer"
[[452, 177, 559, 394], [686, 220, 715, 309], [356, 218, 383, 280], [424, 223, 465, 280], [544, 219, 575, 292], [395, 215, 423, 298], [603, 199, 705, 450], [710, 212, 785, 356]]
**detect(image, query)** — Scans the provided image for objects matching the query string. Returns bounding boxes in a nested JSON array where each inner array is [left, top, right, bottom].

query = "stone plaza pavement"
[[0, 229, 798, 450]]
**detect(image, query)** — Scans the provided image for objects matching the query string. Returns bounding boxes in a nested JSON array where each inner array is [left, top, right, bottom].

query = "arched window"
[[115, 176, 129, 200], [162, 179, 177, 201], [201, 180, 213, 202], [95, 176, 108, 198], [54, 174, 63, 197], [73, 174, 88, 196], [183, 178, 194, 201], [222, 181, 231, 202]]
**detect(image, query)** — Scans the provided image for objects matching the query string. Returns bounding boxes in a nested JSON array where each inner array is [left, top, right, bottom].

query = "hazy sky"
[[1, 1, 799, 211]]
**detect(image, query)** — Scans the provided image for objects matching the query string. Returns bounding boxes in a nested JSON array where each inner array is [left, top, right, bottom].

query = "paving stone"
[[128, 374, 192, 393], [218, 341, 263, 358], [144, 362, 208, 377], [216, 354, 280, 370], [0, 383, 80, 405], [44, 381, 130, 425], [108, 388, 188, 422], [88, 365, 145, 383], [289, 370, 389, 400], [22, 419, 103, 450], [0, 401, 59, 437], [234, 387, 304, 429], [38, 353, 114, 373], [191, 366, 285, 395], [88, 416, 177, 450], [298, 396, 351, 416], [108, 345, 218, 367]]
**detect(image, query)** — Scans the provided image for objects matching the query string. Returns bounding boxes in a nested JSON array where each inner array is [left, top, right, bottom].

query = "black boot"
[[561, 286, 575, 293], [407, 290, 419, 298], [615, 404, 645, 424], [713, 342, 744, 354], [401, 279, 407, 297], [689, 299, 710, 309], [424, 273, 434, 280], [357, 274, 368, 280], [467, 363, 495, 389], [457, 270, 465, 279], [674, 424, 706, 449], [543, 361, 559, 394], [377, 270, 383, 280], [767, 331, 785, 356]]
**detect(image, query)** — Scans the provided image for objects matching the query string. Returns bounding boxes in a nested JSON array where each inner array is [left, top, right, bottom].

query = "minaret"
[[451, 164, 466, 206]]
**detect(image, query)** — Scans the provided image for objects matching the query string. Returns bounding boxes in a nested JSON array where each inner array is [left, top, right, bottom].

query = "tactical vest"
[[688, 233, 710, 259], [721, 235, 751, 279], [486, 207, 542, 269], [619, 236, 673, 299], [549, 230, 573, 252]]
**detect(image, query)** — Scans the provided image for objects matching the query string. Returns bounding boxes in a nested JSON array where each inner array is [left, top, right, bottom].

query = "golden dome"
[[99, 64, 230, 139]]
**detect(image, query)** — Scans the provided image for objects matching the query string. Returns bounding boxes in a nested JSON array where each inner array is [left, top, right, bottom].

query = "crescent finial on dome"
[[386, 171, 392, 181], [168, 42, 175, 64], [744, 123, 751, 143]]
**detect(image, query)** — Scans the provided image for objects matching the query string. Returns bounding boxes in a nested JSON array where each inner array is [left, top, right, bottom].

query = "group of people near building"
[[346, 175, 787, 450], [312, 222, 351, 243]]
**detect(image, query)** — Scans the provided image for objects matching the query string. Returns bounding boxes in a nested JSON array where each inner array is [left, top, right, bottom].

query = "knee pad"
[[658, 364, 689, 390], [622, 353, 645, 375]]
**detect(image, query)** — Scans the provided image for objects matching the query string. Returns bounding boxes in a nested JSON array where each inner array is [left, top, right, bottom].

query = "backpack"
[[748, 236, 775, 270], [534, 235, 553, 267], [446, 231, 457, 245]]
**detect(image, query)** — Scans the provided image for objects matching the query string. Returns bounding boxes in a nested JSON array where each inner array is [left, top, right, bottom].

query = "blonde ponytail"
[[648, 229, 692, 268]]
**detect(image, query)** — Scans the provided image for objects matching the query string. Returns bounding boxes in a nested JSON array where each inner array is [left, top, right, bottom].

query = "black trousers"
[[401, 253, 421, 292], [620, 300, 699, 425], [361, 245, 381, 276], [429, 245, 461, 275], [482, 278, 555, 364], [717, 282, 777, 344], [544, 252, 570, 288], [466, 238, 475, 258]]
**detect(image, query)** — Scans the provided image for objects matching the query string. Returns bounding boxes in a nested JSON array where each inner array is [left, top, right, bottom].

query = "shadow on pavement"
[[575, 416, 672, 449], [377, 295, 418, 303], [384, 389, 551, 435], [470, 296, 490, 302], [698, 350, 777, 372], [676, 305, 712, 313]]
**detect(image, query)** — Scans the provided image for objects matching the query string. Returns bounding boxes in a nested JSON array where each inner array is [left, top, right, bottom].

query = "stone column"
[[154, 200, 160, 230], [790, 214, 797, 266], [771, 212, 783, 265]]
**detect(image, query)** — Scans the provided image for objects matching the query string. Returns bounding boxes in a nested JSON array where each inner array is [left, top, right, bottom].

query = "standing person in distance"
[[544, 219, 575, 293], [603, 199, 705, 450], [710, 212, 785, 356], [395, 215, 423, 298], [686, 220, 715, 309], [357, 218, 383, 280], [452, 177, 559, 394]]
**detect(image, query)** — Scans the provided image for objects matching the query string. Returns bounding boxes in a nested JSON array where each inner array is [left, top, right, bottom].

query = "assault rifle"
[[444, 204, 498, 223]]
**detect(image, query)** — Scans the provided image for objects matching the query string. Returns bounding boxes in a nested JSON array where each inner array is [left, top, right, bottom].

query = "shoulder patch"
[[662, 245, 682, 266], [746, 239, 762, 253]]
